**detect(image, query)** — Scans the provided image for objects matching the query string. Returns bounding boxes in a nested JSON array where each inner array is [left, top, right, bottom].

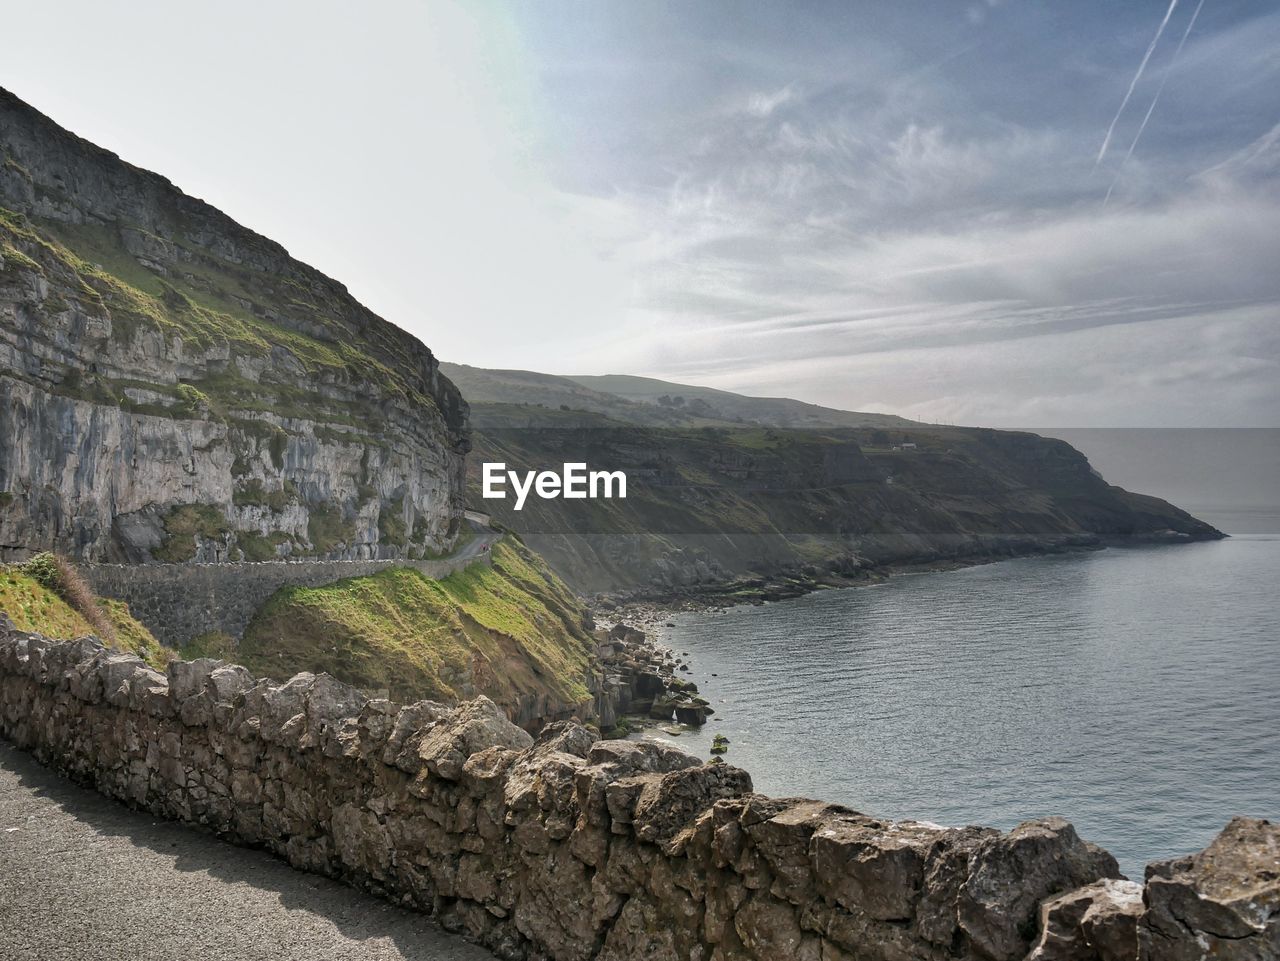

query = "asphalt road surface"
[[456, 521, 501, 563], [0, 741, 494, 961]]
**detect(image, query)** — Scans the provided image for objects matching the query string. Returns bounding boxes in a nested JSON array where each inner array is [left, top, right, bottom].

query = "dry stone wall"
[[1, 623, 1275, 961], [82, 551, 494, 646]]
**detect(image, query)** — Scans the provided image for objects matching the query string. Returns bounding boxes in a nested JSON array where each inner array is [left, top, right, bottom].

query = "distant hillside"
[[441, 363, 700, 427], [568, 373, 914, 428], [465, 418, 1223, 594], [441, 363, 913, 429], [445, 369, 1222, 596]]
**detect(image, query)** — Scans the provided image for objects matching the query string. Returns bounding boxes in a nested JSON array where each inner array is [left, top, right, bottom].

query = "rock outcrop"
[[1139, 816, 1280, 960], [2, 623, 1272, 961], [591, 622, 698, 730], [1028, 879, 1145, 961], [0, 88, 467, 564]]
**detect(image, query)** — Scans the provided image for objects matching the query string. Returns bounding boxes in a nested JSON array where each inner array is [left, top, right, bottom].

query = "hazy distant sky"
[[4, 1, 1278, 426]]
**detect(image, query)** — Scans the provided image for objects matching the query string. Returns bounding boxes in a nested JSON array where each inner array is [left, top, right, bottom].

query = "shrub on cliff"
[[19, 552, 117, 644], [0, 560, 170, 669]]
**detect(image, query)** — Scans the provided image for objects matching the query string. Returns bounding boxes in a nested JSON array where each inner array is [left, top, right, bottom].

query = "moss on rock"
[[155, 504, 230, 562]]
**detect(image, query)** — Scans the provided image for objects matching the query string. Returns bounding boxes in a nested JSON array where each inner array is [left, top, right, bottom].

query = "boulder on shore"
[[673, 702, 707, 726]]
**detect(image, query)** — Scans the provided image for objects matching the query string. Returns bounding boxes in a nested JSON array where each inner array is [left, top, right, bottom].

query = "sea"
[[651, 428, 1280, 878]]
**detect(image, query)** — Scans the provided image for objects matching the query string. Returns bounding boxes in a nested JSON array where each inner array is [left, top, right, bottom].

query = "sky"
[[4, 1, 1279, 426]]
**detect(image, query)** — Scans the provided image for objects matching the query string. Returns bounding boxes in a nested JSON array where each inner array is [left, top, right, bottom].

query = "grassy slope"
[[0, 565, 171, 668], [440, 363, 728, 428], [566, 373, 914, 428], [443, 362, 913, 430], [236, 539, 594, 709]]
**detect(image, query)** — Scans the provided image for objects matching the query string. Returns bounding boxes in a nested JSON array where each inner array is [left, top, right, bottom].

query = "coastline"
[[604, 531, 1276, 881], [592, 531, 1229, 744], [591, 529, 1223, 629]]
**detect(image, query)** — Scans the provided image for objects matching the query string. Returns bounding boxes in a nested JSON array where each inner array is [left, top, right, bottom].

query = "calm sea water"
[[652, 536, 1280, 878]]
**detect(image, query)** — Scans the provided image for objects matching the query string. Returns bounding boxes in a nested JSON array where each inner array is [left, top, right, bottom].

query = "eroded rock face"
[[0, 625, 1268, 961], [1139, 817, 1280, 961], [0, 88, 467, 563], [1029, 879, 1144, 961], [959, 816, 1123, 961]]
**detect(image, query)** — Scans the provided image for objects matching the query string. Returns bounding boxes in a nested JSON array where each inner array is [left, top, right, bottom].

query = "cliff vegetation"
[[233, 539, 596, 723], [0, 555, 169, 668]]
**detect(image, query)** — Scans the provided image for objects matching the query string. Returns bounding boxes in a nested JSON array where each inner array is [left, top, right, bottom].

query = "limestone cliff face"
[[0, 89, 468, 563]]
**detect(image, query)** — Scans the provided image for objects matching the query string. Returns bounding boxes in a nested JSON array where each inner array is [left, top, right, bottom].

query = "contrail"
[[1104, 0, 1206, 204], [1096, 0, 1180, 166], [1120, 0, 1206, 167]]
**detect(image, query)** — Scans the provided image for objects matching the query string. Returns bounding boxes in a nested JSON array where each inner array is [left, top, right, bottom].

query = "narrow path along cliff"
[[453, 520, 503, 563], [0, 742, 492, 961]]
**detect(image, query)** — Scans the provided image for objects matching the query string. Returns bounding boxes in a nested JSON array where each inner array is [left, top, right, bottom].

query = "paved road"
[[0, 742, 493, 961], [455, 521, 501, 563]]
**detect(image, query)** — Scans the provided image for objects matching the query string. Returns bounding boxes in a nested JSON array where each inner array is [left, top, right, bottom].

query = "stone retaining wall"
[[0, 626, 1275, 961], [82, 549, 494, 647]]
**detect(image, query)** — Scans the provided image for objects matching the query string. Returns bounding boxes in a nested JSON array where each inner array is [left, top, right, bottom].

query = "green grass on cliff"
[[0, 564, 172, 669], [0, 567, 95, 639], [236, 539, 594, 709], [0, 206, 440, 424], [154, 504, 231, 562]]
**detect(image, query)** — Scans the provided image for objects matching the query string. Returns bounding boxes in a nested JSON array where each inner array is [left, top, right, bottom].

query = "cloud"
[[967, 0, 1011, 27], [547, 73, 1280, 425], [744, 84, 797, 118], [1195, 121, 1280, 188], [681, 303, 1280, 428]]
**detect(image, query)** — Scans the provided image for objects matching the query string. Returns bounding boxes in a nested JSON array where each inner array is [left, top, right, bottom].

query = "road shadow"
[[0, 740, 494, 961]]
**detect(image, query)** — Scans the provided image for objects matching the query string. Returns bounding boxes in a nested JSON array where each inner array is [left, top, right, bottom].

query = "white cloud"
[[543, 106, 1280, 425], [744, 85, 797, 118]]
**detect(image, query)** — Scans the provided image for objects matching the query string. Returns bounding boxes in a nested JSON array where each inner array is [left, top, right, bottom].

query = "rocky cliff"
[[463, 401, 1223, 594], [0, 88, 468, 564], [2, 625, 1275, 961]]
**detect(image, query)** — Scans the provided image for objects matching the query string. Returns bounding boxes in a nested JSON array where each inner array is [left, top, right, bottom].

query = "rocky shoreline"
[[592, 528, 1219, 621], [591, 621, 716, 737]]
